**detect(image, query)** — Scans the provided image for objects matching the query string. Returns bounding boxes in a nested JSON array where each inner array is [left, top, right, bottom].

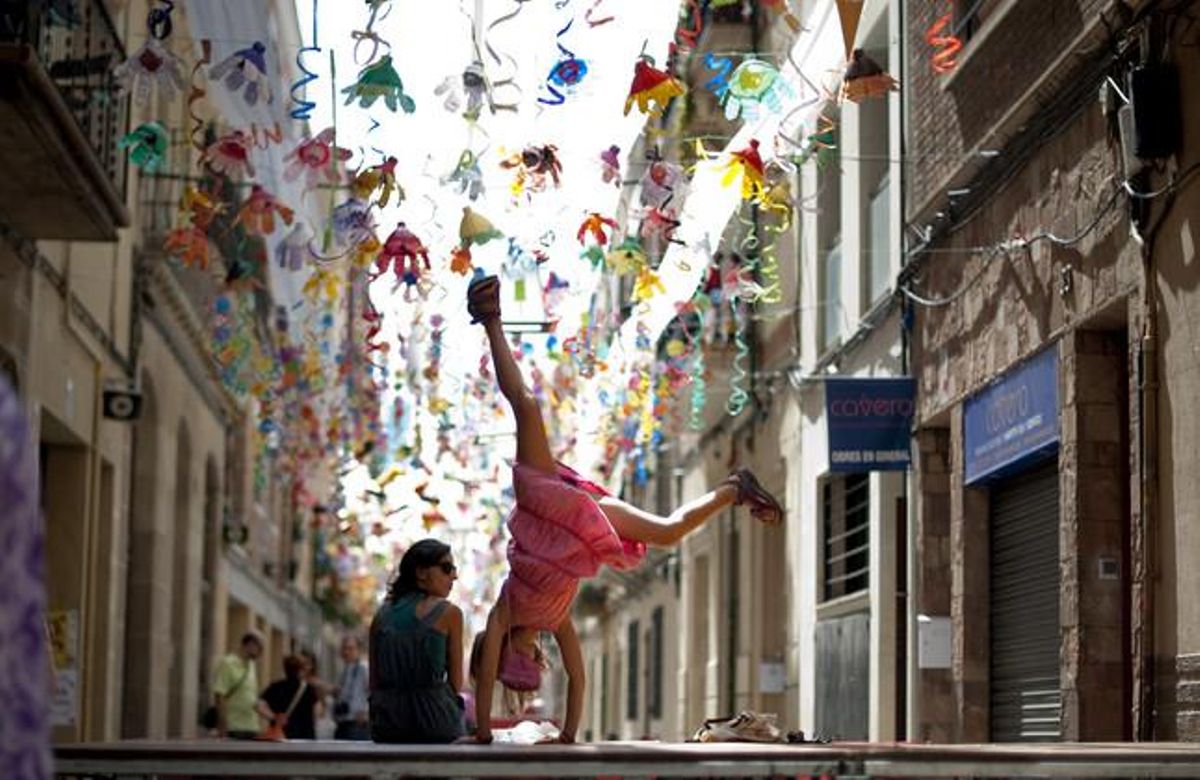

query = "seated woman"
[[369, 539, 465, 743]]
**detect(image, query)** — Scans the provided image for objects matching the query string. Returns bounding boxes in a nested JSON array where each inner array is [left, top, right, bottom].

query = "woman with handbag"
[[256, 655, 319, 740]]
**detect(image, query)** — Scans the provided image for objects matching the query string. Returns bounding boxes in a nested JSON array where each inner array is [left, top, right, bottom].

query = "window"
[[822, 474, 870, 601], [821, 238, 843, 349], [868, 175, 891, 303], [626, 620, 640, 720], [649, 607, 664, 719], [954, 0, 1002, 43]]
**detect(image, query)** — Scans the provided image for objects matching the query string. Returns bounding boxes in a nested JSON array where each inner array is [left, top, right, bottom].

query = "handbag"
[[202, 659, 251, 730], [259, 680, 308, 742]]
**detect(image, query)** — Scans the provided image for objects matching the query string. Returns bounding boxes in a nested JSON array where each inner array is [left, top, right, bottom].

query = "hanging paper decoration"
[[276, 223, 314, 270], [303, 265, 342, 304], [375, 222, 431, 294], [208, 41, 272, 106], [722, 139, 766, 201], [722, 58, 793, 121], [118, 121, 168, 171], [500, 145, 563, 195], [236, 185, 295, 236], [702, 52, 735, 99], [290, 0, 321, 120], [585, 0, 614, 27], [631, 266, 665, 303], [442, 150, 484, 201], [113, 39, 187, 105], [164, 185, 222, 270], [639, 207, 682, 250], [842, 49, 899, 102], [834, 0, 865, 60], [599, 145, 621, 187], [451, 206, 503, 273], [623, 56, 686, 116], [330, 198, 377, 249], [605, 236, 648, 275], [342, 55, 416, 112], [640, 158, 685, 210], [351, 156, 403, 208], [577, 212, 618, 247], [203, 130, 255, 179], [539, 19, 588, 106], [924, 5, 963, 75], [284, 128, 352, 187]]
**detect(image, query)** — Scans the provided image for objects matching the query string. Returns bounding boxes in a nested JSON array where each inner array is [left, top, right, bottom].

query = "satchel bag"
[[259, 681, 308, 742]]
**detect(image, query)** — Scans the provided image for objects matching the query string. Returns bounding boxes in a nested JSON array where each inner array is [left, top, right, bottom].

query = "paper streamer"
[[925, 6, 963, 74], [187, 39, 213, 155], [702, 52, 734, 100], [674, 0, 702, 53], [688, 322, 706, 429], [726, 297, 749, 416], [290, 0, 321, 120], [584, 0, 614, 27]]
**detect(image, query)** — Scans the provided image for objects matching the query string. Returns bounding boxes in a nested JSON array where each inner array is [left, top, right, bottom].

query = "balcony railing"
[[0, 0, 129, 239]]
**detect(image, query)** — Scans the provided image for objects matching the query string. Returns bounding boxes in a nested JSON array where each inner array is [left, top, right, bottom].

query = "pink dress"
[[500, 463, 646, 630]]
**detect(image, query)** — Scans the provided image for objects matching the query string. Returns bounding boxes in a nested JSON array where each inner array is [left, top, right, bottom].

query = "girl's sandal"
[[467, 274, 502, 324], [725, 468, 784, 524]]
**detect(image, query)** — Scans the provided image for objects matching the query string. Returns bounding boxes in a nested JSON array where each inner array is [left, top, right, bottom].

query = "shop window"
[[822, 474, 870, 601], [626, 619, 640, 720]]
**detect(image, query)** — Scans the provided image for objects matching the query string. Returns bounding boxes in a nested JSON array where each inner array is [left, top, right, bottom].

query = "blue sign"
[[964, 346, 1059, 484], [825, 378, 915, 472]]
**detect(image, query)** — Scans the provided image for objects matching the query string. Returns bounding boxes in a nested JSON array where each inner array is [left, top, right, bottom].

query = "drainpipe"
[[1134, 217, 1159, 741]]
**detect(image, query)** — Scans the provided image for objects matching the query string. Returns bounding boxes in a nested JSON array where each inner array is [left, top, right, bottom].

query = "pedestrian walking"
[[332, 635, 370, 740], [211, 631, 265, 739], [256, 654, 319, 740]]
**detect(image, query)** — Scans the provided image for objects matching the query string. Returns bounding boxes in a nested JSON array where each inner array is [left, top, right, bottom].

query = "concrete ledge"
[[55, 739, 1200, 778]]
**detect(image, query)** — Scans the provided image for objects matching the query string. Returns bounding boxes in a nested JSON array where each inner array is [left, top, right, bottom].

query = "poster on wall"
[[47, 608, 79, 726], [825, 377, 915, 472]]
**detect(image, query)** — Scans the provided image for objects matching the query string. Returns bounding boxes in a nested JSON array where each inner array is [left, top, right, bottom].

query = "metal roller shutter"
[[989, 461, 1061, 742]]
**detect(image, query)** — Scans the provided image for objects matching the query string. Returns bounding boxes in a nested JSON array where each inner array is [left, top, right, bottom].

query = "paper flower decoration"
[[632, 266, 666, 303], [722, 59, 792, 120], [841, 49, 899, 103], [434, 60, 488, 119], [203, 130, 255, 179], [275, 224, 313, 271], [459, 207, 502, 247], [236, 185, 294, 236], [623, 56, 685, 116], [178, 185, 223, 230], [500, 145, 563, 194], [375, 223, 430, 289], [113, 39, 186, 105], [284, 128, 352, 188], [342, 55, 416, 112], [351, 156, 403, 208], [605, 236, 648, 274], [577, 212, 618, 246], [600, 145, 621, 187], [449, 246, 473, 276], [118, 121, 168, 171], [209, 41, 271, 106], [722, 139, 766, 201], [164, 226, 210, 270]]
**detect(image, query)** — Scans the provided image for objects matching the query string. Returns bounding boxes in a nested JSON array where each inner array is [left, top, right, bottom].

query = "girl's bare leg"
[[597, 485, 738, 547], [470, 276, 557, 474]]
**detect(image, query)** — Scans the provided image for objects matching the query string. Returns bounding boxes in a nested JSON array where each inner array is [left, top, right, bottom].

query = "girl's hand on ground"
[[535, 733, 575, 745]]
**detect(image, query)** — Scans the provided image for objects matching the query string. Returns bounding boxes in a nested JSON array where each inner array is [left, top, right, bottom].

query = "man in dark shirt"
[[257, 655, 319, 740]]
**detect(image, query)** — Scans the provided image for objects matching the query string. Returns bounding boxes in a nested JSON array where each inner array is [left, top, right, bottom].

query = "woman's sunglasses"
[[437, 561, 457, 576]]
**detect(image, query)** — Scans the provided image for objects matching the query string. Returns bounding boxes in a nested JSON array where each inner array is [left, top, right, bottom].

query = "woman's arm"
[[473, 600, 511, 743], [553, 618, 585, 744], [445, 603, 465, 693]]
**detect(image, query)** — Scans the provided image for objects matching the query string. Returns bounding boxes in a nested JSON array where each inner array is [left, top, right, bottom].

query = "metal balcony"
[[0, 0, 130, 240]]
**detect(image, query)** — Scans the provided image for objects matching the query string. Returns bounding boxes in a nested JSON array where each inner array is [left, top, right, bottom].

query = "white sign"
[[918, 615, 952, 670], [759, 661, 786, 694]]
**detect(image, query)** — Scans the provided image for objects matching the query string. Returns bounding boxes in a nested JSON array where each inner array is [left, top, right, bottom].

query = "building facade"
[[0, 0, 349, 742], [905, 0, 1200, 743]]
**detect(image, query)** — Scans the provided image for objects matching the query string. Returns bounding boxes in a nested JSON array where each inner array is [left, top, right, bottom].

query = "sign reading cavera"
[[825, 377, 916, 472], [963, 346, 1060, 484]]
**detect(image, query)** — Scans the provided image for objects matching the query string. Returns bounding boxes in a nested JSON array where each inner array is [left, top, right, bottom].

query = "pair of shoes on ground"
[[468, 275, 501, 324], [725, 468, 784, 524]]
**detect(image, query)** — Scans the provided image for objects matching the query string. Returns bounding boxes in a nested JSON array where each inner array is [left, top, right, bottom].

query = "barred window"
[[822, 474, 870, 601]]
